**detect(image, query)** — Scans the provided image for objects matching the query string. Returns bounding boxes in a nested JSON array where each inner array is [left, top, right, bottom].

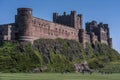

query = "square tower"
[[53, 11, 82, 30]]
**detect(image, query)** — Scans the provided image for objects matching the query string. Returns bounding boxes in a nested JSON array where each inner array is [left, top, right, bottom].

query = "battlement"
[[53, 11, 82, 30], [0, 8, 112, 48], [17, 8, 32, 15]]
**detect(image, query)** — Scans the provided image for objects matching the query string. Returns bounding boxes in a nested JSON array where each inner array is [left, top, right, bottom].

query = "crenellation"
[[0, 8, 112, 48], [53, 10, 82, 29]]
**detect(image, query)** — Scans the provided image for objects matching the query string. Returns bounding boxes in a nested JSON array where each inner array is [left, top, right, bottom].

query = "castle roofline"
[[17, 8, 32, 11]]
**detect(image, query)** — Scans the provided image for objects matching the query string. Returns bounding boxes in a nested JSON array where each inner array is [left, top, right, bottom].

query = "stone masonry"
[[0, 8, 112, 48]]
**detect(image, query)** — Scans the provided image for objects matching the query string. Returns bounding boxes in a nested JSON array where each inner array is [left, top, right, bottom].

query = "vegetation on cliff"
[[0, 39, 120, 73]]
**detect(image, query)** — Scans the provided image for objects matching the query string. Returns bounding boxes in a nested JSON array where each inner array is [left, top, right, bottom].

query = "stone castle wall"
[[15, 8, 79, 42], [0, 8, 112, 48], [30, 17, 79, 41]]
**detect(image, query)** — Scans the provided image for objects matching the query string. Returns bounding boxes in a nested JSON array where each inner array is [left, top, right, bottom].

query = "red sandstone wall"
[[31, 17, 79, 41]]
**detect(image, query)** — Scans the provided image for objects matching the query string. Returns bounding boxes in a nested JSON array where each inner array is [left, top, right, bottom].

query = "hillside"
[[0, 39, 120, 73]]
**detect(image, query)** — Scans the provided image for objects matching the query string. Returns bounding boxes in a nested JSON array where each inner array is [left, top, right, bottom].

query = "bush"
[[88, 58, 104, 69], [99, 61, 120, 73], [48, 51, 74, 72]]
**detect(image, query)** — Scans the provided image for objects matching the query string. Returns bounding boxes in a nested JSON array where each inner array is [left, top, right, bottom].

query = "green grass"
[[0, 73, 120, 80]]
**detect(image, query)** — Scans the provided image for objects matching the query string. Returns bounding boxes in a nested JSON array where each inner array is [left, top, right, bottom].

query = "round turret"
[[15, 8, 33, 41]]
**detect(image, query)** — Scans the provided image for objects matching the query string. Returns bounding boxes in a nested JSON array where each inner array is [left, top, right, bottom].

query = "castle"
[[0, 8, 112, 48]]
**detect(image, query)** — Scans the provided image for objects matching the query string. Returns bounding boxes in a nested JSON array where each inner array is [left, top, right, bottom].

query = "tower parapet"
[[17, 8, 32, 16]]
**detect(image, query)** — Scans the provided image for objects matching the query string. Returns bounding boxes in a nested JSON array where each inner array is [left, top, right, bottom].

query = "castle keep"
[[0, 8, 112, 48]]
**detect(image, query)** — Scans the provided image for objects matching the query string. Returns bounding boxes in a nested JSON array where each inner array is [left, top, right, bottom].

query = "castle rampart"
[[31, 17, 79, 41], [0, 8, 112, 48]]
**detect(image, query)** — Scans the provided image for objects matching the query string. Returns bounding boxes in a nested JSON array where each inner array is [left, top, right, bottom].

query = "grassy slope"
[[0, 73, 120, 80], [0, 40, 120, 73]]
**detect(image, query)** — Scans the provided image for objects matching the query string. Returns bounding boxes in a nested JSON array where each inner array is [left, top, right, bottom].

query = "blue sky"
[[0, 0, 120, 53]]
